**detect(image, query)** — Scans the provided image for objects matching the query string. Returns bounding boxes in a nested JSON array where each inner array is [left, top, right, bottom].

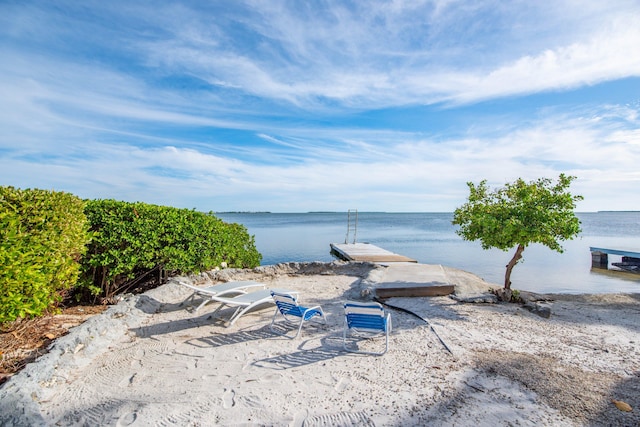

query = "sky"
[[1, 1, 639, 213]]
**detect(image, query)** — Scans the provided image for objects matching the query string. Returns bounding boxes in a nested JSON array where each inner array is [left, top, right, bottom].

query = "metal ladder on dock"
[[345, 209, 358, 244]]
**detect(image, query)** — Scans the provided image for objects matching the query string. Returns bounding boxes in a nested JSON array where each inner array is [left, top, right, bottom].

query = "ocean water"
[[216, 212, 640, 294]]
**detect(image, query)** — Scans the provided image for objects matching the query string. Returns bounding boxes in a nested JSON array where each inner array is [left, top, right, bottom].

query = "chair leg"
[[209, 302, 228, 319], [384, 314, 391, 354], [318, 308, 327, 325], [297, 307, 326, 337], [269, 307, 280, 334], [271, 313, 303, 339], [194, 297, 211, 312], [272, 307, 326, 339], [343, 326, 389, 356], [180, 292, 197, 308], [294, 317, 305, 338], [270, 308, 295, 338], [383, 331, 389, 355], [227, 305, 250, 325], [343, 320, 349, 352]]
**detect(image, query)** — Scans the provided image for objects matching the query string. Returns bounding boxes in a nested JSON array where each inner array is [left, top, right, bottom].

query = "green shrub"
[[80, 200, 261, 299], [0, 187, 89, 323]]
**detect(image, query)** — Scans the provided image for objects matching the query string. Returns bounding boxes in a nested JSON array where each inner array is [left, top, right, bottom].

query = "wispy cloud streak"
[[0, 1, 639, 211]]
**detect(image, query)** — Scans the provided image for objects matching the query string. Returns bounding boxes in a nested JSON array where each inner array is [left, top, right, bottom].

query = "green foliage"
[[80, 200, 261, 298], [0, 187, 90, 323], [0, 189, 261, 321], [453, 174, 582, 251], [452, 174, 583, 289]]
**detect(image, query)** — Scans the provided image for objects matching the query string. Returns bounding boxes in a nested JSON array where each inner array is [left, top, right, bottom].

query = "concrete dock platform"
[[330, 243, 495, 300], [374, 263, 455, 298]]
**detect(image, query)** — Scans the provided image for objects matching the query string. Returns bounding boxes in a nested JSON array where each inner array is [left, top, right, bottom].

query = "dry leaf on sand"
[[612, 400, 633, 412]]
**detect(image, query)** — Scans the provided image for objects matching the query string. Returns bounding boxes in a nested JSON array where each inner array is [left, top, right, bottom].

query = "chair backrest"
[[344, 301, 388, 332], [271, 291, 303, 317], [178, 281, 201, 292]]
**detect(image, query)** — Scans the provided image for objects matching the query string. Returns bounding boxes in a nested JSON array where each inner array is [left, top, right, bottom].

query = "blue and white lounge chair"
[[343, 301, 392, 355], [178, 280, 265, 312], [270, 291, 326, 339], [209, 288, 298, 326]]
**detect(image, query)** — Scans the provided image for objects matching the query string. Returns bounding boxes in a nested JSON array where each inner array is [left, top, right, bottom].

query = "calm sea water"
[[216, 212, 640, 294]]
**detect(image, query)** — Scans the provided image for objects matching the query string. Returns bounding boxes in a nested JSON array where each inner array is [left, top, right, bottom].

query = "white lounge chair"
[[343, 301, 392, 355], [270, 291, 326, 339], [178, 280, 265, 312], [210, 289, 299, 326]]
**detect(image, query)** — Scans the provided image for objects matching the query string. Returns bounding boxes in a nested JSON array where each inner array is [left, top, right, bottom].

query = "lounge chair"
[[343, 301, 392, 355], [178, 280, 265, 312], [209, 288, 298, 326], [270, 291, 327, 339]]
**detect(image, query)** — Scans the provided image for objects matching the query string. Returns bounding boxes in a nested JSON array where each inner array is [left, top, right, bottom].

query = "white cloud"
[[2, 98, 638, 212], [127, 1, 640, 108], [1, 1, 639, 212], [451, 19, 640, 103]]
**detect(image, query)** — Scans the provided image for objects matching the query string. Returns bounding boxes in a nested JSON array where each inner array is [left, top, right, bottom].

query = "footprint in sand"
[[118, 373, 137, 388], [334, 377, 351, 392], [222, 388, 236, 409], [259, 373, 284, 383], [116, 411, 137, 427], [238, 394, 264, 409]]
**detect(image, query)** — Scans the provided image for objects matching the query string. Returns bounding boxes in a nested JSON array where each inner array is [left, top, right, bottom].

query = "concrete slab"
[[375, 263, 455, 298]]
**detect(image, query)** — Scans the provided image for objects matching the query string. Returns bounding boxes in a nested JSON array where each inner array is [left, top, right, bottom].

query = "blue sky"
[[1, 1, 639, 212]]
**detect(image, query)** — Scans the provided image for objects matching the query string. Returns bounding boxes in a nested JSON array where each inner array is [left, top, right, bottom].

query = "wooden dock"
[[330, 243, 417, 263], [590, 247, 640, 273]]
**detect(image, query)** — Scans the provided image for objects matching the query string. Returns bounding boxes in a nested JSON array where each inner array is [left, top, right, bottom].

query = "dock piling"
[[589, 247, 640, 273], [591, 251, 608, 269]]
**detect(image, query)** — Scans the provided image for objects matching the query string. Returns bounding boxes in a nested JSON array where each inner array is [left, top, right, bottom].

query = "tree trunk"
[[504, 244, 525, 290]]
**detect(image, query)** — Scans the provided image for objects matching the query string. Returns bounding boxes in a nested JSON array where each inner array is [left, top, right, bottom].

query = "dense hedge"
[[80, 200, 261, 299], [0, 187, 90, 323], [1, 189, 262, 323]]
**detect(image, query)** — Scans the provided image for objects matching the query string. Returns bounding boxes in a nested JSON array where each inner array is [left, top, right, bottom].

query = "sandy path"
[[1, 262, 638, 426]]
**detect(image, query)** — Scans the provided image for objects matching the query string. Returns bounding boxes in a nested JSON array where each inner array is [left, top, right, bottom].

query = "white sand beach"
[[1, 261, 638, 426]]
